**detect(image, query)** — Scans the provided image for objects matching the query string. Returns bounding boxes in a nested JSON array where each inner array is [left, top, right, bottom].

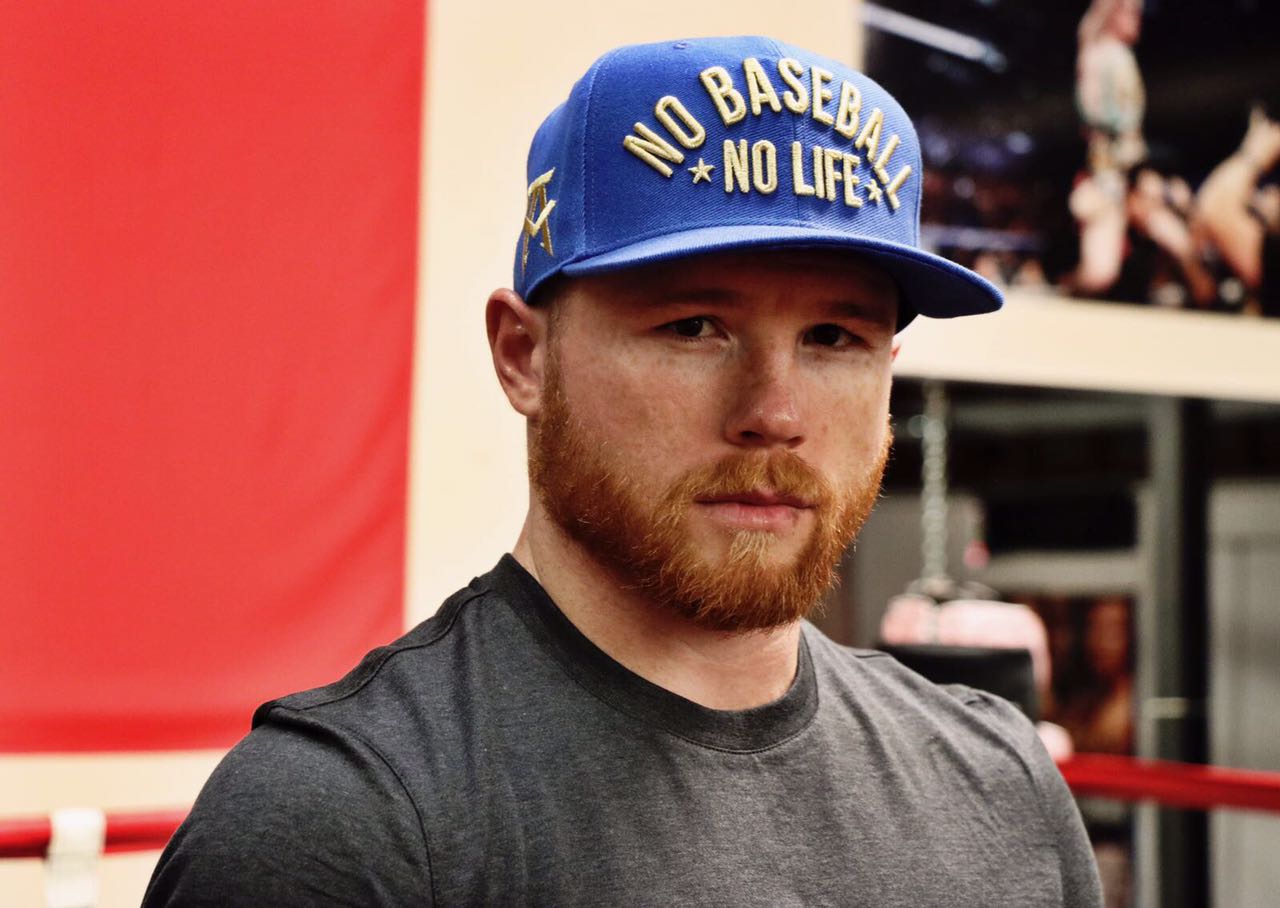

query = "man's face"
[[529, 249, 897, 632]]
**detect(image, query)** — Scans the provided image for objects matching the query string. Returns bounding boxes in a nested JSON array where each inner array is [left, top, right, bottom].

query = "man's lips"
[[693, 490, 814, 531], [695, 490, 814, 509]]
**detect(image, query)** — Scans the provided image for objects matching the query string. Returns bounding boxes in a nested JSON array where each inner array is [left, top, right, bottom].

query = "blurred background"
[[3, 2, 1278, 906]]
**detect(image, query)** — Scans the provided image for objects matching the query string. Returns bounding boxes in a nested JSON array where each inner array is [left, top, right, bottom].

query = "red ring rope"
[[0, 810, 187, 859], [1058, 753, 1280, 814]]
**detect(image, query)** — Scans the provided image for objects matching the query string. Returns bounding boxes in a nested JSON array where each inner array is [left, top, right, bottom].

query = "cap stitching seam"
[[581, 48, 621, 253]]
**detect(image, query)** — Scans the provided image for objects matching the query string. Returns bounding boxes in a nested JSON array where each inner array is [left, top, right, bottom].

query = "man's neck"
[[511, 515, 802, 711]]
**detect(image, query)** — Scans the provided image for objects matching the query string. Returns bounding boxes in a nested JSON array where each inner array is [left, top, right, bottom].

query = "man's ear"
[[891, 341, 901, 361], [487, 288, 549, 417]]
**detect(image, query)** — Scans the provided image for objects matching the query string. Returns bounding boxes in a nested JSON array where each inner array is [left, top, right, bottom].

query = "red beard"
[[530, 353, 889, 632]]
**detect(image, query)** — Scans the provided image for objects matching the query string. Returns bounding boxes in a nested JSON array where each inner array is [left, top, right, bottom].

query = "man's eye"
[[666, 317, 714, 339], [807, 324, 858, 347]]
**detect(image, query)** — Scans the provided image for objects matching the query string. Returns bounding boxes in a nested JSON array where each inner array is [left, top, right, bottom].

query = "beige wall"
[[1, 3, 859, 905], [894, 290, 1280, 403]]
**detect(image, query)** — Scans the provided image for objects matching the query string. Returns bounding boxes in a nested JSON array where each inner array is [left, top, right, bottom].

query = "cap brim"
[[559, 224, 1002, 330]]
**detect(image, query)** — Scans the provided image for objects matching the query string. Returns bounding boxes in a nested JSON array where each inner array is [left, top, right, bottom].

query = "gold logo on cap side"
[[522, 168, 557, 274]]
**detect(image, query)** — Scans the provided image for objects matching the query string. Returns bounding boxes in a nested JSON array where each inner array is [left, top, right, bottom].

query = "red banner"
[[0, 1, 423, 751]]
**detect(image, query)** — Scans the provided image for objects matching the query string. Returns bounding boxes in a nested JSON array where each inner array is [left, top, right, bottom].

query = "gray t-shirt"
[[144, 556, 1102, 906]]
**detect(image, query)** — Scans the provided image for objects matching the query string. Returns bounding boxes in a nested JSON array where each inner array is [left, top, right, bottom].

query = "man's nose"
[[722, 349, 805, 449]]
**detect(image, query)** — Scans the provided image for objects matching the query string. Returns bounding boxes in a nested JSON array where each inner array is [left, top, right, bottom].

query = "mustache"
[[666, 450, 832, 508]]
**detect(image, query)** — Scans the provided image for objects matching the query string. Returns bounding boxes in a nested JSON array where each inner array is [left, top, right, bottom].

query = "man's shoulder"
[[803, 624, 1042, 756], [145, 712, 436, 905], [144, 562, 535, 906], [804, 625, 1069, 846], [257, 561, 524, 729]]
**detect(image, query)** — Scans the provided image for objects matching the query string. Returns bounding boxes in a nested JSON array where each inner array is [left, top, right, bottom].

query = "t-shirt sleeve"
[[1030, 742, 1105, 908], [143, 711, 433, 907], [963, 689, 1104, 908]]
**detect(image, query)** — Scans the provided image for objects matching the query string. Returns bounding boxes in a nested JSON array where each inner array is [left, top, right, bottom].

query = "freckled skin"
[[546, 248, 898, 566]]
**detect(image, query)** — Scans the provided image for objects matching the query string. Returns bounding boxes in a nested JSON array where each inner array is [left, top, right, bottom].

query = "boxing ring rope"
[[0, 809, 187, 859], [2, 755, 1279, 862], [1058, 754, 1280, 815]]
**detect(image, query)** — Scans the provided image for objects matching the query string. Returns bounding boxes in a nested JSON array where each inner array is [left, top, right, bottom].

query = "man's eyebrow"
[[640, 287, 744, 306], [824, 299, 897, 323]]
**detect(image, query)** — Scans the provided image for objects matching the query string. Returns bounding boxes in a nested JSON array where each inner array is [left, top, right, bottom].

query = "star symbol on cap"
[[688, 158, 715, 184], [865, 180, 884, 205]]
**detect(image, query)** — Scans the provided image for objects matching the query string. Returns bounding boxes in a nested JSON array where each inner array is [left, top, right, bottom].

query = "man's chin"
[[646, 546, 826, 633]]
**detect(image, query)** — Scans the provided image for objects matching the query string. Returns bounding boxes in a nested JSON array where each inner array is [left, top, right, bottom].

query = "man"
[[146, 36, 1102, 905]]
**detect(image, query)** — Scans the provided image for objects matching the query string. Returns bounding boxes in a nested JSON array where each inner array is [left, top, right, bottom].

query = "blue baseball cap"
[[513, 35, 1002, 330]]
